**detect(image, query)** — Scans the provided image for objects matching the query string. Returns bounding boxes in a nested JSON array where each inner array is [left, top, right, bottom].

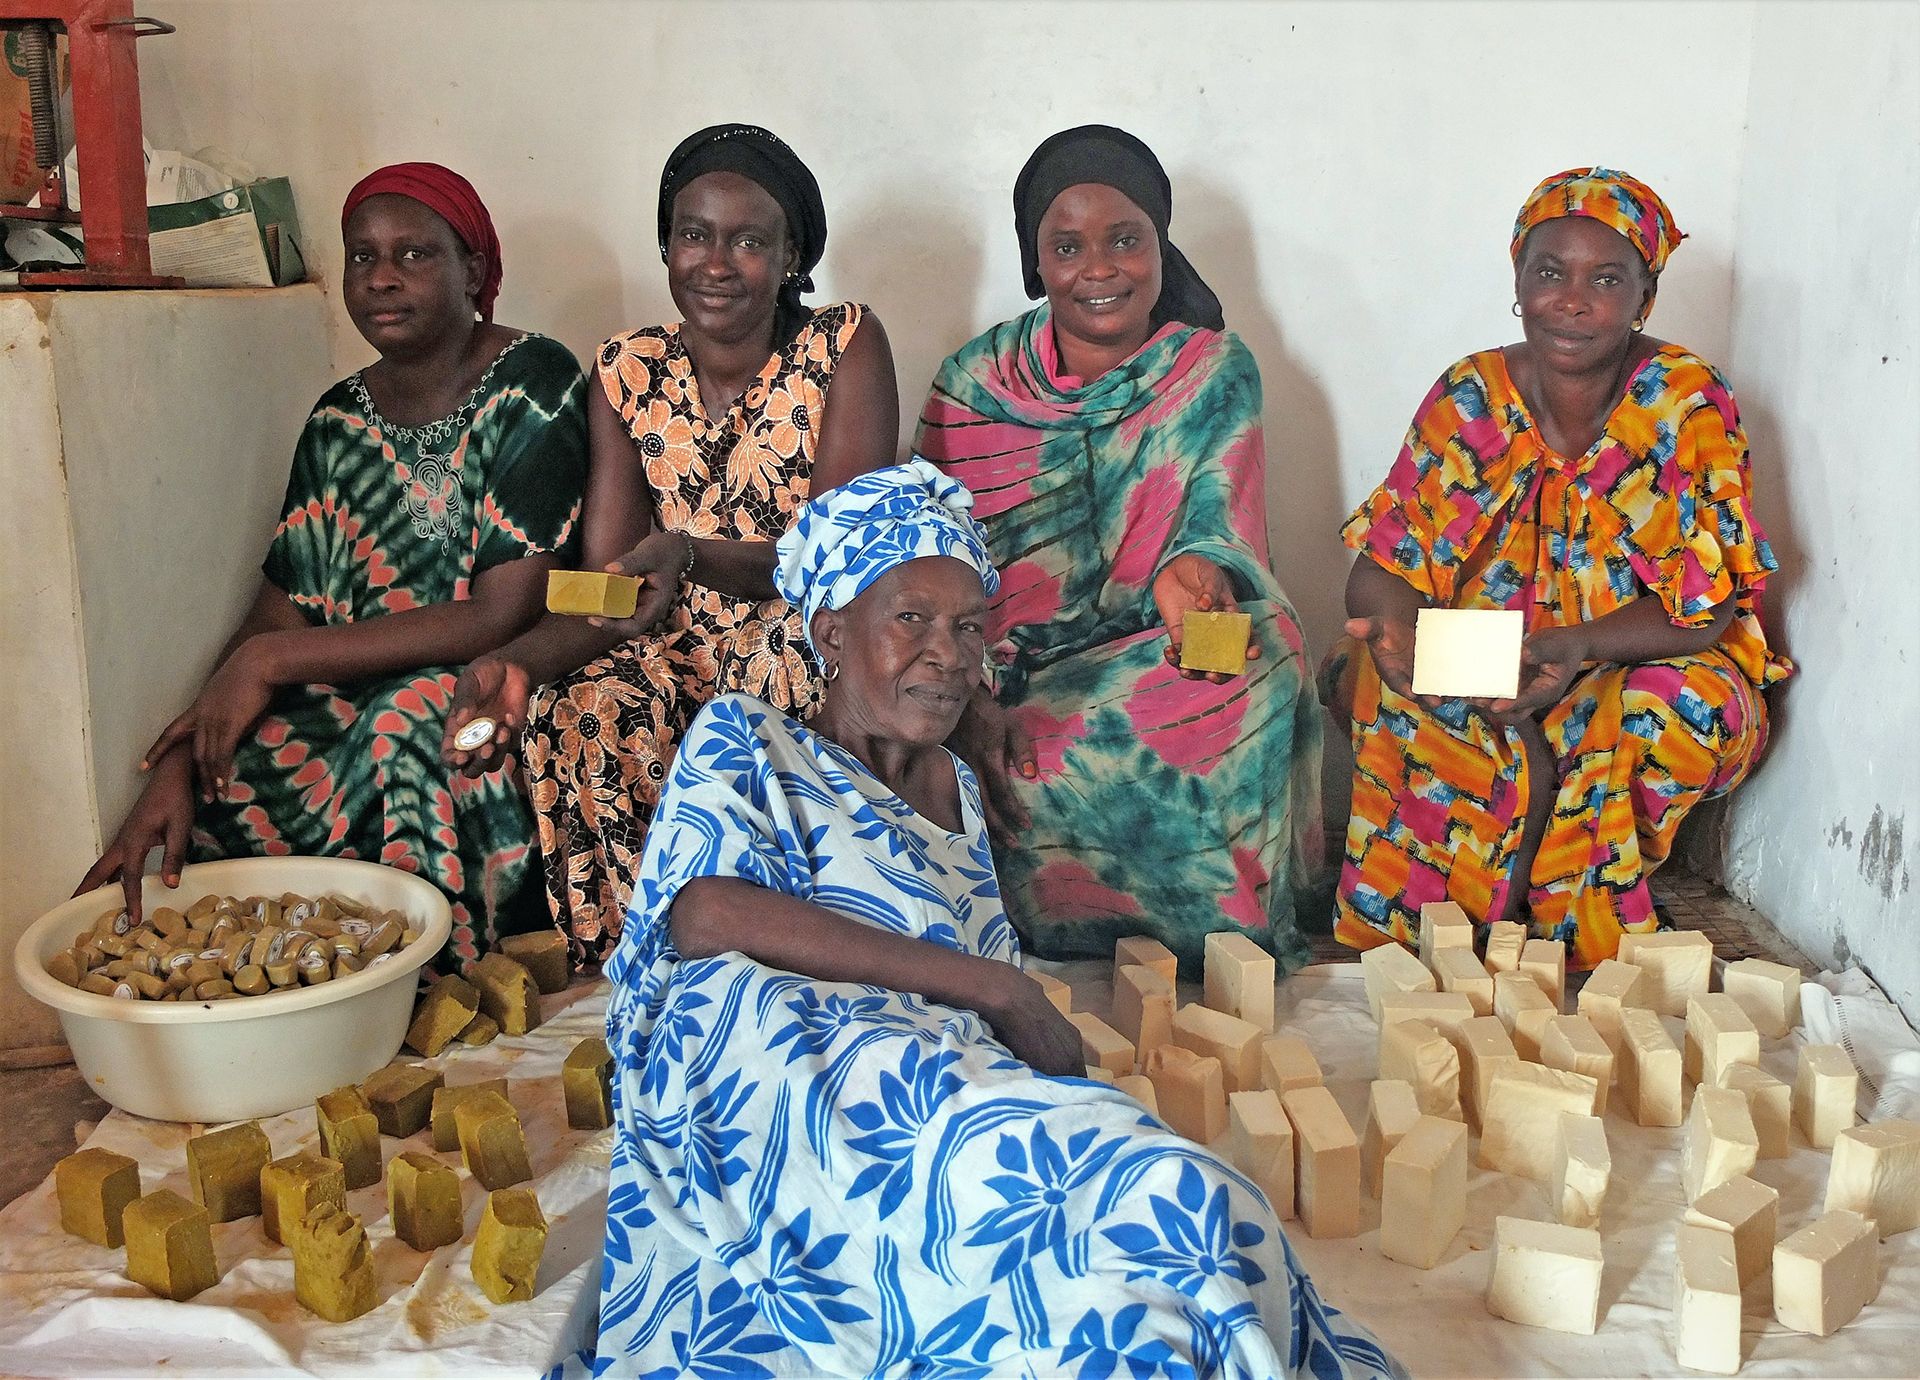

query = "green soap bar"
[[316, 1086, 383, 1189], [405, 973, 480, 1057], [454, 1090, 532, 1190], [469, 953, 543, 1037], [361, 1063, 445, 1139], [497, 931, 571, 995], [292, 1202, 377, 1322], [432, 1079, 509, 1152], [260, 1153, 344, 1246], [563, 1037, 614, 1131], [472, 1187, 546, 1304], [186, 1121, 270, 1223], [388, 1150, 464, 1251], [55, 1147, 141, 1247], [124, 1189, 219, 1301]]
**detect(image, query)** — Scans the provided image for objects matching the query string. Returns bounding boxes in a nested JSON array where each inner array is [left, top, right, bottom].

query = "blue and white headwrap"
[[775, 460, 1000, 653]]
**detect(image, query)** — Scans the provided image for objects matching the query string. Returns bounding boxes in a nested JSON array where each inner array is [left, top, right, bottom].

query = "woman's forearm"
[[1580, 593, 1734, 664], [687, 536, 778, 603], [489, 610, 627, 689], [1345, 555, 1430, 624]]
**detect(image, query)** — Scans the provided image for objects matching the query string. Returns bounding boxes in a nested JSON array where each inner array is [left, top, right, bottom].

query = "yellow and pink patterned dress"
[[1331, 343, 1790, 968]]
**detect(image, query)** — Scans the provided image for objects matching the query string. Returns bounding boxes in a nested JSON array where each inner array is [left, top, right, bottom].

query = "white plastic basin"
[[14, 857, 450, 1123]]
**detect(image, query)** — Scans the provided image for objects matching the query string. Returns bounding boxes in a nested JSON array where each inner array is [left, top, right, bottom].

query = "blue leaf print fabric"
[[592, 694, 1402, 1379]]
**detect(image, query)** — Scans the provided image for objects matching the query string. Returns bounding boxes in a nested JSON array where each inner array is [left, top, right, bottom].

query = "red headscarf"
[[340, 162, 503, 321]]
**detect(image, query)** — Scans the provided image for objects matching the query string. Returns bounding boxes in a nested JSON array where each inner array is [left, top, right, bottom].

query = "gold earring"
[[1632, 317, 1645, 332]]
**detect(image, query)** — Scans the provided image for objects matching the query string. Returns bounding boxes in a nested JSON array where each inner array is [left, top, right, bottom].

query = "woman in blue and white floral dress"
[[593, 463, 1401, 1379]]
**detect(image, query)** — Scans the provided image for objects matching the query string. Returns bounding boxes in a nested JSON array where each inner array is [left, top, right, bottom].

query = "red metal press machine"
[[1, 0, 178, 287]]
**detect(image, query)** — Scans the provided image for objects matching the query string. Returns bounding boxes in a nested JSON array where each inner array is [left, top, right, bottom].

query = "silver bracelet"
[[674, 531, 696, 585]]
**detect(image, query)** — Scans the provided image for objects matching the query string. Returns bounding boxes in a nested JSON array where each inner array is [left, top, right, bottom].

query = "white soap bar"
[[1493, 971, 1557, 1061], [1675, 1223, 1744, 1375], [1412, 607, 1523, 699], [1824, 1118, 1920, 1237], [1173, 1003, 1264, 1093], [1381, 1115, 1467, 1269], [1281, 1085, 1360, 1240], [1258, 1035, 1323, 1096], [1362, 1080, 1422, 1198], [1540, 1014, 1613, 1116], [1480, 1064, 1602, 1181], [1486, 1215, 1604, 1335], [1483, 921, 1525, 975], [1794, 1044, 1858, 1149], [1684, 1086, 1759, 1203], [1069, 1011, 1136, 1076], [1722, 957, 1801, 1038], [1360, 941, 1436, 1021], [1577, 958, 1649, 1056], [1458, 1015, 1520, 1131], [1417, 900, 1475, 969], [1379, 1018, 1463, 1121], [1142, 1045, 1225, 1145], [1111, 963, 1173, 1053], [1114, 935, 1178, 985], [1616, 931, 1713, 1017], [1114, 1073, 1158, 1115], [1686, 1174, 1779, 1288], [1551, 1112, 1611, 1229], [1224, 1089, 1294, 1220], [1719, 1062, 1790, 1160], [1203, 931, 1275, 1031], [1084, 1064, 1117, 1084], [1377, 991, 1477, 1057], [1518, 939, 1566, 1011], [1773, 1209, 1879, 1336], [1028, 970, 1072, 1015], [1432, 948, 1494, 1016], [1619, 1007, 1684, 1128], [1684, 994, 1759, 1087]]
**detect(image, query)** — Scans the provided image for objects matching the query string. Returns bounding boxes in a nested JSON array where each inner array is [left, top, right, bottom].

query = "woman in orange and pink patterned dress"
[[444, 125, 898, 965], [1327, 168, 1790, 969]]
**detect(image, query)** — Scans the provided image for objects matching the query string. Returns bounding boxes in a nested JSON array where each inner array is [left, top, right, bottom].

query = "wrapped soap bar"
[[260, 1152, 345, 1246], [564, 1037, 615, 1130], [316, 1086, 383, 1189], [472, 1187, 547, 1304], [361, 1063, 445, 1139], [405, 974, 481, 1057], [124, 1189, 219, 1301], [546, 569, 640, 618], [498, 931, 572, 995], [456, 1011, 500, 1047], [469, 953, 543, 1037], [1178, 609, 1252, 677], [388, 1150, 464, 1251], [432, 1079, 510, 1153], [455, 1089, 532, 1189], [54, 1147, 140, 1247], [186, 1121, 270, 1222], [292, 1203, 378, 1322]]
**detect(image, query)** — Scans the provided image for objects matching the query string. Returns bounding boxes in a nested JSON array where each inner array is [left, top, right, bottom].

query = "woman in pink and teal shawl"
[[915, 125, 1322, 973]]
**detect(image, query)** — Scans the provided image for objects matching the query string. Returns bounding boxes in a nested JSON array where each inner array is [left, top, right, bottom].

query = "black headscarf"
[[1013, 124, 1224, 333], [658, 124, 828, 343]]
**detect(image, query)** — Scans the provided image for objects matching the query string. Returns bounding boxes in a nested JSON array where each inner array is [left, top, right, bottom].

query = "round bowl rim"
[[13, 858, 450, 1026]]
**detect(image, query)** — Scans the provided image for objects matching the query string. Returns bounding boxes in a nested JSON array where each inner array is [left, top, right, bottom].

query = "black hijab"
[[1013, 124, 1224, 333], [658, 124, 828, 344]]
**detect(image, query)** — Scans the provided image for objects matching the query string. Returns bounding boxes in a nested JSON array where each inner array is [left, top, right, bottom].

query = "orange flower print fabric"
[[523, 302, 867, 965]]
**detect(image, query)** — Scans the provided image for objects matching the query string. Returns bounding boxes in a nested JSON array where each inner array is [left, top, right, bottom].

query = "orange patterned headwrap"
[[1510, 167, 1684, 282]]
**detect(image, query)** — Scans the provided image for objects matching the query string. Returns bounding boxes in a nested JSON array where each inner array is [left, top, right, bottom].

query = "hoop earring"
[[1631, 317, 1645, 332], [1511, 301, 1523, 318], [822, 661, 840, 683]]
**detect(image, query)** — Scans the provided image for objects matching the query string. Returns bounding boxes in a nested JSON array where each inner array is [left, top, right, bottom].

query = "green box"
[[148, 177, 306, 287]]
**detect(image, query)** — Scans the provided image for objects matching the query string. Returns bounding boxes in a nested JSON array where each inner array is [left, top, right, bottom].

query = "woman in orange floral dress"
[[444, 125, 899, 964]]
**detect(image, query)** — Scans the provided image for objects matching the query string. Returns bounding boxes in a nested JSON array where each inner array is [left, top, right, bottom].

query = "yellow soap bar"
[[186, 1121, 270, 1223], [388, 1150, 464, 1251], [546, 569, 640, 618], [470, 953, 544, 1037], [1178, 609, 1252, 676], [472, 1187, 548, 1304], [457, 1011, 501, 1046], [455, 1089, 533, 1189], [1114, 934, 1178, 985], [564, 1037, 616, 1131], [261, 1152, 345, 1246], [316, 1086, 383, 1190], [124, 1189, 219, 1301], [293, 1203, 377, 1322], [55, 1147, 141, 1247], [498, 931, 572, 994], [405, 973, 480, 1057], [432, 1079, 510, 1152], [362, 1063, 445, 1139]]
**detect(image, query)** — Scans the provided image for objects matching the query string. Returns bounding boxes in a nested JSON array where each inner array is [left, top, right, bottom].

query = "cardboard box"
[[148, 178, 306, 287]]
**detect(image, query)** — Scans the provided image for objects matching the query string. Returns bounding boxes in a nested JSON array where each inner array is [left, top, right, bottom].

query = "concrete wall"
[[1720, 1, 1920, 1019]]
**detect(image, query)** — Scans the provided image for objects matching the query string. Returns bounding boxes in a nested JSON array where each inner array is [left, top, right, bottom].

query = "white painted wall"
[[1720, 2, 1920, 1020]]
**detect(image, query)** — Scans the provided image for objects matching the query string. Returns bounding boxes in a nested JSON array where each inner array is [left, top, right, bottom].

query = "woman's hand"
[[443, 654, 533, 775], [1153, 554, 1259, 684], [75, 749, 195, 927], [947, 686, 1035, 841], [142, 641, 275, 802], [981, 967, 1085, 1077], [1487, 624, 1592, 718], [587, 530, 692, 640], [1343, 614, 1422, 702]]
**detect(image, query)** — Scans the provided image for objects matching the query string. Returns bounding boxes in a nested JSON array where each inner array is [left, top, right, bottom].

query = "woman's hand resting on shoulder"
[[979, 965, 1085, 1077], [1153, 553, 1260, 684], [443, 653, 534, 776]]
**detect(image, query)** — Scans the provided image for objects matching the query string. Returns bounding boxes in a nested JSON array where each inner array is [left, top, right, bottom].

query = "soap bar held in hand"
[[546, 569, 641, 619], [1411, 608, 1524, 699], [1178, 610, 1252, 676]]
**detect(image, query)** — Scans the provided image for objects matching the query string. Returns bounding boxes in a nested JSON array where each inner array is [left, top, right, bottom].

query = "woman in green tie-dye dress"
[[80, 164, 587, 963]]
